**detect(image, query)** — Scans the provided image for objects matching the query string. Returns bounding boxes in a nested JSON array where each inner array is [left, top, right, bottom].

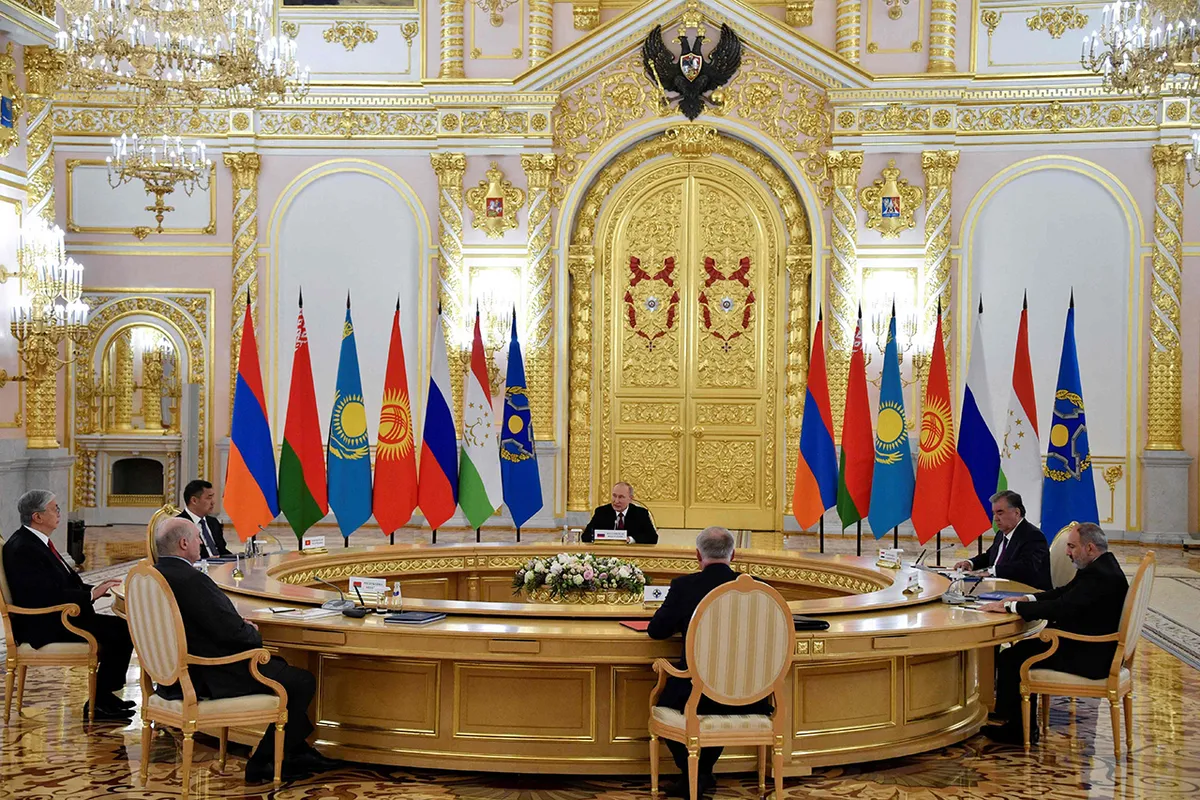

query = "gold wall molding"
[[53, 105, 231, 137], [439, 0, 466, 78], [74, 446, 96, 508], [786, 0, 814, 27], [921, 150, 958, 342], [928, 0, 957, 72], [521, 153, 556, 442], [224, 152, 261, 427], [836, 0, 862, 63], [65, 159, 217, 238], [826, 150, 863, 436], [859, 159, 922, 239], [957, 99, 1157, 134], [981, 9, 1001, 36], [1148, 144, 1185, 451], [431, 152, 468, 418], [461, 107, 527, 134], [23, 46, 65, 224], [323, 21, 379, 52], [566, 244, 595, 510], [785, 243, 814, 515], [257, 109, 438, 138], [572, 1, 599, 30], [465, 161, 525, 238], [529, 0, 553, 65], [0, 44, 23, 159], [1025, 6, 1088, 40]]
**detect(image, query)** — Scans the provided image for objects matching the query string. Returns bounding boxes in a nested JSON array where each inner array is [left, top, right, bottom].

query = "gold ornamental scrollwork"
[[323, 21, 379, 52], [861, 103, 929, 132], [521, 153, 557, 442], [981, 9, 1001, 36], [465, 161, 525, 239], [461, 107, 527, 135], [921, 150, 959, 341], [957, 100, 1157, 133], [572, 1, 599, 30], [24, 46, 66, 224], [224, 152, 261, 423], [1148, 144, 1186, 450], [786, 0, 815, 27], [432, 153, 468, 419], [1025, 6, 1088, 39], [54, 106, 230, 137], [859, 159, 923, 239], [826, 150, 863, 434], [0, 44, 24, 159], [567, 245, 596, 511]]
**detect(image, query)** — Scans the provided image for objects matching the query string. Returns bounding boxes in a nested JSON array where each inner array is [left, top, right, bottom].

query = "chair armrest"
[[6, 603, 98, 651], [1036, 629, 1119, 644], [187, 648, 271, 668], [652, 658, 690, 679]]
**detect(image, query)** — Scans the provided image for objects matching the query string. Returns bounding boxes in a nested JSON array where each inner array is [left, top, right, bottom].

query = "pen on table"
[[915, 548, 927, 566]]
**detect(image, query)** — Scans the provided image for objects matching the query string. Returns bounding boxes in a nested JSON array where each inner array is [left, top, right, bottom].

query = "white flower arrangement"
[[513, 553, 646, 600]]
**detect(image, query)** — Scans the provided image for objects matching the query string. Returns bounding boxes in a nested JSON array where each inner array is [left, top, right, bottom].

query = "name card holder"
[[643, 585, 670, 607], [593, 529, 628, 544], [300, 535, 328, 555], [876, 548, 902, 569]]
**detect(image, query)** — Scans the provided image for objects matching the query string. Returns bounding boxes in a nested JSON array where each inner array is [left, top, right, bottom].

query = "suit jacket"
[[582, 504, 658, 544], [155, 556, 264, 699], [1014, 551, 1128, 678], [177, 510, 231, 558], [2, 527, 95, 648], [968, 519, 1052, 591]]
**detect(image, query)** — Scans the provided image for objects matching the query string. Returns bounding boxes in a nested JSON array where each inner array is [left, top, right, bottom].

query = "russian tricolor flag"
[[418, 305, 458, 529], [224, 297, 279, 540], [948, 299, 1000, 545], [793, 312, 838, 529]]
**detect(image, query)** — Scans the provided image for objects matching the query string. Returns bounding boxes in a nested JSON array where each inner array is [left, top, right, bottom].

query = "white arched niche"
[[271, 168, 424, 450]]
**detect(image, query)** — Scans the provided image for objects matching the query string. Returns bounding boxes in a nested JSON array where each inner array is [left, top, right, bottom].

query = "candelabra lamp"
[[107, 133, 212, 235]]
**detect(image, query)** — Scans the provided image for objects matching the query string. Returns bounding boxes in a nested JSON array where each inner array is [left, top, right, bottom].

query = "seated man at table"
[[955, 490, 1052, 591], [583, 482, 658, 544], [3, 489, 134, 721], [178, 479, 231, 559], [979, 522, 1127, 744], [153, 518, 340, 783], [648, 527, 769, 796]]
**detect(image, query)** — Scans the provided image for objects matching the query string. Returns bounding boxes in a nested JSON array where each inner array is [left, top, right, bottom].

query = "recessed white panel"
[[69, 161, 214, 232]]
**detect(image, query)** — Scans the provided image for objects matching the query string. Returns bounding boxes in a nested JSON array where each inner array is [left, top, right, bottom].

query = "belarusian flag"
[[458, 309, 502, 529], [998, 293, 1041, 526], [836, 307, 873, 528], [279, 290, 327, 540], [373, 297, 418, 534]]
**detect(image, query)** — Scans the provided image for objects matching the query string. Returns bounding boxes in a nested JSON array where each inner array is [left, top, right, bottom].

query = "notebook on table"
[[384, 611, 447, 625], [619, 620, 650, 632], [977, 591, 1032, 601]]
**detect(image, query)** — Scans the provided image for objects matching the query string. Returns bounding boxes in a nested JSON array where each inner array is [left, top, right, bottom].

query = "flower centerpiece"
[[513, 553, 646, 604]]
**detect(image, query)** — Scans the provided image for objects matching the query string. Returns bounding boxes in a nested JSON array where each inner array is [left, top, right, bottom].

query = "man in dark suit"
[[2, 490, 134, 721], [178, 479, 231, 559], [648, 527, 769, 796], [153, 518, 339, 783], [583, 482, 658, 544], [955, 490, 1051, 591], [979, 522, 1128, 744]]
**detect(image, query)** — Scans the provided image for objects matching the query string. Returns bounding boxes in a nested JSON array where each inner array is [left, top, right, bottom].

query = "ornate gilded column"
[[141, 349, 164, 430], [835, 0, 862, 64], [528, 0, 553, 66], [223, 152, 261, 419], [928, 0, 958, 73], [567, 244, 595, 512], [521, 154, 556, 439], [826, 150, 863, 434], [786, 0, 814, 27], [114, 332, 134, 431], [438, 0, 465, 78], [23, 46, 65, 224], [785, 243, 814, 514], [921, 150, 959, 342], [431, 153, 467, 416], [1148, 144, 1185, 451]]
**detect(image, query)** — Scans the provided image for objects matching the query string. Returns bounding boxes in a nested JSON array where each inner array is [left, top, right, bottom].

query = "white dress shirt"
[[988, 529, 1016, 576], [25, 525, 71, 573], [183, 508, 219, 557]]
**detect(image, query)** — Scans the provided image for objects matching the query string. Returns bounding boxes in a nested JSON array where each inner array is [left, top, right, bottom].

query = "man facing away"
[[583, 481, 658, 544], [648, 526, 769, 797], [979, 522, 1128, 744], [178, 479, 231, 559], [153, 518, 340, 783], [2, 490, 134, 721], [956, 490, 1052, 591]]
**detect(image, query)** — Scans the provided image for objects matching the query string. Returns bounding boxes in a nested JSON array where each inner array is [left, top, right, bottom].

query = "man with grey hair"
[[648, 527, 768, 795], [2, 489, 134, 721], [978, 522, 1128, 745], [153, 517, 338, 783], [582, 481, 658, 544]]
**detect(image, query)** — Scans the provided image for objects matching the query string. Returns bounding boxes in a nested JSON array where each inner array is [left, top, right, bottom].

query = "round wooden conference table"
[[117, 540, 1041, 776]]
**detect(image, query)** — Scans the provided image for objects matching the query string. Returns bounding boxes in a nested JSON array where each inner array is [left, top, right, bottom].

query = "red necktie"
[[47, 540, 70, 572], [616, 512, 625, 530]]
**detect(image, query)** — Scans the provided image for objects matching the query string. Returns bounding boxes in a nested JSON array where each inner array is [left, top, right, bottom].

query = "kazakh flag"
[[1041, 294, 1098, 540], [867, 305, 915, 537], [500, 313, 542, 529], [327, 293, 373, 539]]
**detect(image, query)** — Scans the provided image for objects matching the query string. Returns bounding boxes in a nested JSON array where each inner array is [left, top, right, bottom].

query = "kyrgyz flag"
[[279, 290, 327, 541], [793, 311, 837, 529], [836, 307, 873, 529], [458, 309, 502, 529], [867, 304, 915, 537], [224, 295, 279, 539], [327, 293, 373, 539], [374, 298, 419, 534], [912, 305, 955, 544], [998, 293, 1041, 527], [418, 306, 458, 529], [948, 299, 1000, 545]]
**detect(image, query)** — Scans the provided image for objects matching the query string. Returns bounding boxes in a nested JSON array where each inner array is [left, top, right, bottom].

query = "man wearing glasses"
[[2, 490, 135, 721]]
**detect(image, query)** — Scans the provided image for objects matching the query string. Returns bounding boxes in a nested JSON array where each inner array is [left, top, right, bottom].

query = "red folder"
[[620, 620, 650, 632]]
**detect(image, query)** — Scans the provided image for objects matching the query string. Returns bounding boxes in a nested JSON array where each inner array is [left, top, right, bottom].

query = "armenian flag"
[[224, 295, 278, 540], [793, 312, 838, 529]]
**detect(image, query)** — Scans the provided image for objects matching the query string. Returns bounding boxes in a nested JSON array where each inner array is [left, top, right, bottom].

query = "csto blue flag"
[[500, 314, 543, 529], [867, 307, 915, 538], [327, 294, 373, 539], [1041, 296, 1099, 541]]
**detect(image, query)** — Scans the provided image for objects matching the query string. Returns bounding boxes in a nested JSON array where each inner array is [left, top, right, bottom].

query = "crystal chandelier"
[[107, 132, 212, 234], [1081, 1, 1200, 96], [56, 0, 309, 106]]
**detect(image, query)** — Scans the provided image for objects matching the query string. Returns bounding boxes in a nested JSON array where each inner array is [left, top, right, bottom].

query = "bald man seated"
[[154, 518, 341, 783], [582, 482, 658, 544]]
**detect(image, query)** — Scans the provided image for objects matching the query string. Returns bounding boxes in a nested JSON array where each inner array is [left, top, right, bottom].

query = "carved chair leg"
[[180, 732, 194, 800], [3, 660, 13, 722], [218, 727, 228, 772], [1020, 692, 1032, 751], [772, 742, 784, 799], [14, 665, 26, 716], [274, 723, 285, 787], [687, 742, 700, 800], [1109, 696, 1122, 758], [86, 663, 97, 725], [649, 734, 660, 796], [1123, 693, 1134, 751], [139, 718, 152, 785], [758, 744, 767, 794], [1040, 694, 1050, 734]]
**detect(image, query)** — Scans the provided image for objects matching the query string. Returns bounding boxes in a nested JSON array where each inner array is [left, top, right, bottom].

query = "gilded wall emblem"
[[859, 160, 923, 239], [465, 161, 525, 239]]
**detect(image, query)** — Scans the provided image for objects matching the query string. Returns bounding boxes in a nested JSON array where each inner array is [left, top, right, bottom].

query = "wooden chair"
[[1019, 551, 1156, 756], [647, 573, 795, 800], [0, 535, 98, 724], [124, 560, 287, 798], [146, 504, 182, 564], [1047, 524, 1077, 589]]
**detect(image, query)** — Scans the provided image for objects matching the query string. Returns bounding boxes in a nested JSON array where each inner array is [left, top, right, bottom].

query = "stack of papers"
[[273, 608, 341, 620]]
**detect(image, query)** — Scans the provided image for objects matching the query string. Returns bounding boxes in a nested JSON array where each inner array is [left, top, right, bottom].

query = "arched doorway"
[[567, 128, 812, 530]]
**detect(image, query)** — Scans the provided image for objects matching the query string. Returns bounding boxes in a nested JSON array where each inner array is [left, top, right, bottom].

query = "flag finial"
[[857, 302, 863, 318], [978, 296, 983, 315], [1069, 289, 1075, 309], [890, 298, 896, 316], [936, 296, 941, 316], [346, 291, 351, 310], [298, 287, 303, 309], [818, 306, 823, 322], [437, 301, 443, 315], [245, 290, 251, 309], [1023, 290, 1028, 311], [396, 294, 400, 312]]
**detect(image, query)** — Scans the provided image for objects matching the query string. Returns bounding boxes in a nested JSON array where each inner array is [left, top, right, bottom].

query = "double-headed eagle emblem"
[[642, 19, 742, 121]]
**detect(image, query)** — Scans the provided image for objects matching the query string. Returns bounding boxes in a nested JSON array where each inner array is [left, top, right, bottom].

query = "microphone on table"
[[312, 575, 357, 611], [343, 584, 369, 618]]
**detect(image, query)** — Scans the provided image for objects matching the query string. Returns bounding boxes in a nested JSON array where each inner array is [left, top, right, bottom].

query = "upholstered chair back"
[[1117, 552, 1156, 666], [146, 504, 182, 563], [0, 538, 12, 609], [125, 560, 187, 686], [1048, 526, 1077, 589], [687, 573, 794, 705]]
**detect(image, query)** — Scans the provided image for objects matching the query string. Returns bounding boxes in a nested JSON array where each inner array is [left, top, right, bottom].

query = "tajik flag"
[[998, 294, 1041, 526], [279, 290, 328, 540], [458, 309, 502, 529]]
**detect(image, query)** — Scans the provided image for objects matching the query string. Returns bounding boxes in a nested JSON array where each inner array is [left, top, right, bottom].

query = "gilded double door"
[[597, 158, 783, 530]]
